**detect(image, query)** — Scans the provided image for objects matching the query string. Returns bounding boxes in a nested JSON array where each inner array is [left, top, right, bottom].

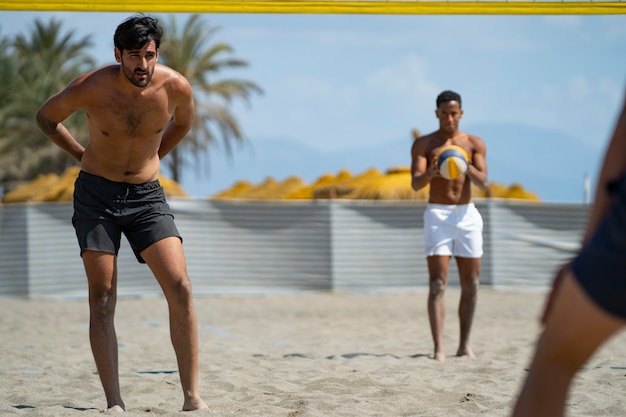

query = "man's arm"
[[35, 80, 86, 162], [466, 135, 488, 190], [541, 91, 626, 324], [158, 74, 195, 159], [411, 138, 436, 191]]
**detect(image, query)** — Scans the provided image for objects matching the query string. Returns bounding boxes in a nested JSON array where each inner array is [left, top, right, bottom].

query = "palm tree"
[[0, 31, 15, 127], [0, 19, 95, 191], [0, 31, 21, 191], [157, 14, 263, 183]]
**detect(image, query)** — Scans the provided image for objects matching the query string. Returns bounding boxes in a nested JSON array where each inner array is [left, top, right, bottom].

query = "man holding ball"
[[410, 90, 489, 362]]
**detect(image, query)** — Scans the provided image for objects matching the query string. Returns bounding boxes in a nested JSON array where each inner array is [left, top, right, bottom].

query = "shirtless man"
[[410, 90, 489, 362], [35, 15, 208, 412], [512, 91, 626, 417]]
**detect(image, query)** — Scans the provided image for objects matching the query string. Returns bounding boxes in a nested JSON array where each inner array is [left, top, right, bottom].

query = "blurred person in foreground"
[[410, 90, 489, 362], [512, 91, 626, 417], [35, 14, 208, 412]]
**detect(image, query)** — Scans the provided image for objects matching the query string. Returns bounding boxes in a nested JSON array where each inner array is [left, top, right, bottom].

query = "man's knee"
[[461, 278, 479, 296], [429, 278, 447, 297], [89, 289, 116, 318], [164, 275, 193, 303], [533, 332, 586, 378]]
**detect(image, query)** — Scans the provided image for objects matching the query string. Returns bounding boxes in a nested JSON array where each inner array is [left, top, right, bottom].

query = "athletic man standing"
[[411, 90, 489, 362], [512, 90, 626, 417], [35, 15, 208, 412]]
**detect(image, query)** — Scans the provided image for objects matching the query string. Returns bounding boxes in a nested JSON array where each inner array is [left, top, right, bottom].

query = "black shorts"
[[572, 172, 626, 319], [72, 170, 181, 264]]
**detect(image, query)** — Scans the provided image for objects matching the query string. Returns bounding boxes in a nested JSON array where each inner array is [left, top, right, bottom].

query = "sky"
[[2, 11, 626, 201]]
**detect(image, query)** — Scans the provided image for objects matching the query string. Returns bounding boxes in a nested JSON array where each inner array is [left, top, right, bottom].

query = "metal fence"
[[0, 199, 589, 298]]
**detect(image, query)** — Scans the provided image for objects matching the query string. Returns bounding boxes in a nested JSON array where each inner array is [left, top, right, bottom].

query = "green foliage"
[[0, 15, 263, 193], [0, 19, 95, 191], [157, 14, 263, 182]]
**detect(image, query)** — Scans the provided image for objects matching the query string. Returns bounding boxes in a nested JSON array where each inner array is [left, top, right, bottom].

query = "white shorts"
[[423, 203, 483, 258]]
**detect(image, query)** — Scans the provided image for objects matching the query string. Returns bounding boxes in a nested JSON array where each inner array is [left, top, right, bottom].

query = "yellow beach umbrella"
[[1, 173, 60, 203], [351, 166, 429, 200], [230, 177, 309, 200], [211, 180, 254, 199], [503, 183, 541, 201], [31, 166, 81, 202], [158, 175, 189, 198], [1, 167, 189, 203], [284, 172, 337, 200]]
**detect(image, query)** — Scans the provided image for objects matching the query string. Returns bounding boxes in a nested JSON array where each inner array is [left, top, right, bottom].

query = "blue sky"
[[2, 12, 626, 200]]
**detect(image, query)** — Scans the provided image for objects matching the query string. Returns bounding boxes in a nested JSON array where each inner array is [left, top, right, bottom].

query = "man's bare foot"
[[182, 397, 209, 411], [433, 350, 446, 362], [456, 347, 476, 358], [101, 404, 124, 413]]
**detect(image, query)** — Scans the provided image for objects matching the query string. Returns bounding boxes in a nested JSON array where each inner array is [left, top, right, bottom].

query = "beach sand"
[[1, 287, 625, 416]]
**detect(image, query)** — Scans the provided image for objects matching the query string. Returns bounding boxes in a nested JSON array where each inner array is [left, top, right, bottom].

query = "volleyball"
[[436, 145, 469, 180]]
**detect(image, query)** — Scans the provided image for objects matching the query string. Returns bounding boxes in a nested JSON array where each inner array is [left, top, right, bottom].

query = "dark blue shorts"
[[572, 172, 626, 319], [72, 170, 181, 264]]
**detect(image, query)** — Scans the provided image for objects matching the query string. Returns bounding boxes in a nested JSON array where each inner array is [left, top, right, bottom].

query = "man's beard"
[[123, 66, 152, 88]]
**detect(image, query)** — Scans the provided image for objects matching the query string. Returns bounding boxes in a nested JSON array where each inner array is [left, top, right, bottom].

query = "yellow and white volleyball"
[[436, 145, 469, 180]]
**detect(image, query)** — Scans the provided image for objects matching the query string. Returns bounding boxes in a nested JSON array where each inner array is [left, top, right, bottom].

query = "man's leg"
[[141, 237, 208, 411], [427, 255, 450, 362], [82, 250, 125, 412], [455, 256, 480, 358], [512, 271, 625, 417]]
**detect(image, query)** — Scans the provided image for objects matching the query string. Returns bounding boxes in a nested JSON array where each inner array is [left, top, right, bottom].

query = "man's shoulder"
[[87, 64, 118, 77], [466, 132, 486, 148], [411, 131, 439, 155], [74, 65, 118, 85], [467, 131, 483, 140], [414, 131, 440, 144], [420, 130, 439, 139], [456, 131, 487, 155], [453, 131, 485, 146], [155, 63, 176, 75], [63, 65, 117, 97], [155, 64, 187, 82], [413, 131, 439, 146], [154, 64, 192, 92]]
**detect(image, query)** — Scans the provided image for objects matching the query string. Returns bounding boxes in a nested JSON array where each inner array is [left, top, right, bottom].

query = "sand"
[[1, 287, 625, 416]]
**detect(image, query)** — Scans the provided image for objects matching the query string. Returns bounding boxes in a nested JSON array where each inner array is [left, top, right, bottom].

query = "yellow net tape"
[[1, 0, 625, 15]]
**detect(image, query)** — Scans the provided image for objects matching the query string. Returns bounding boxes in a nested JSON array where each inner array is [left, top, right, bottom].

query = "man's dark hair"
[[436, 90, 462, 109], [114, 14, 163, 53]]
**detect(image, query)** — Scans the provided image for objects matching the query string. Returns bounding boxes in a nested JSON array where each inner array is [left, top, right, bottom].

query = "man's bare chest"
[[89, 98, 171, 138], [428, 138, 472, 163]]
